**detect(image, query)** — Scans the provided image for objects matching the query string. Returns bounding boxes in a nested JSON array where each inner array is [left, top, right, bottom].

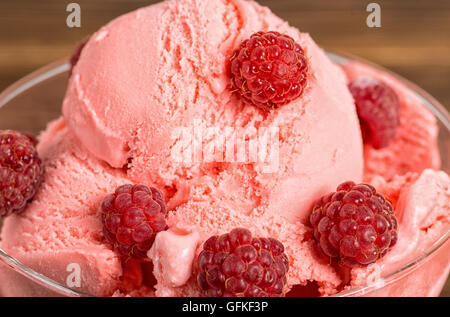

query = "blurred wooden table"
[[0, 0, 449, 296]]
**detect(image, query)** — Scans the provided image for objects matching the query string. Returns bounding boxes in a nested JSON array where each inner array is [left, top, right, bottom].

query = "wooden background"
[[0, 0, 449, 296]]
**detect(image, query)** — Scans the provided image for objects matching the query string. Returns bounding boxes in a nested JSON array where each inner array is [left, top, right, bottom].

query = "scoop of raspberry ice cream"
[[63, 0, 363, 224], [0, 119, 131, 296]]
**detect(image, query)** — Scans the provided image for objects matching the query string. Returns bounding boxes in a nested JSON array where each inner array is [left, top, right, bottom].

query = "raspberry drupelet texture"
[[348, 76, 400, 149], [229, 31, 308, 110], [310, 181, 398, 267], [0, 130, 42, 218], [101, 184, 167, 259], [196, 228, 290, 297]]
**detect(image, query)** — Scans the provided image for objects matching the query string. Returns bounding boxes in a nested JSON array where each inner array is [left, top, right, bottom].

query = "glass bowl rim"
[[0, 51, 448, 297]]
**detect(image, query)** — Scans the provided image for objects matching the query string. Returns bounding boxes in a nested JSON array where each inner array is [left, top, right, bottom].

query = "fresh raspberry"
[[309, 181, 398, 267], [229, 31, 308, 110], [0, 130, 42, 218], [196, 228, 289, 297], [69, 36, 89, 76], [101, 184, 167, 259], [348, 76, 400, 149]]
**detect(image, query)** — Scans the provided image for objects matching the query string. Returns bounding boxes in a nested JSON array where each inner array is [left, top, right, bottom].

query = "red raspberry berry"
[[348, 76, 400, 149], [229, 31, 308, 110], [309, 181, 398, 267], [0, 130, 42, 218], [196, 228, 289, 297], [101, 184, 167, 259], [69, 36, 89, 76]]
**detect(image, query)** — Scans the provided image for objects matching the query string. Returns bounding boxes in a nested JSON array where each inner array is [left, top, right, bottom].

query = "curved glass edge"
[[331, 230, 450, 297], [327, 49, 450, 296], [0, 54, 448, 297], [0, 59, 89, 297], [0, 59, 70, 108]]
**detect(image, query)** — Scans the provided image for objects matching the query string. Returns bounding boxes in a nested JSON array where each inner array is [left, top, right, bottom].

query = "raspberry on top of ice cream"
[[230, 31, 308, 110], [0, 130, 43, 218], [196, 228, 289, 297], [348, 76, 401, 149], [101, 184, 168, 259], [310, 181, 398, 267]]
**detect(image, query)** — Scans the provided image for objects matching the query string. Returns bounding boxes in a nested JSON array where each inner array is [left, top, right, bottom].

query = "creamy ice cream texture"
[[0, 0, 448, 297], [62, 0, 364, 224]]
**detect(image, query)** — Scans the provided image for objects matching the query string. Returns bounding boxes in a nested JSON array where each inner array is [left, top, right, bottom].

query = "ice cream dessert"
[[0, 0, 448, 297]]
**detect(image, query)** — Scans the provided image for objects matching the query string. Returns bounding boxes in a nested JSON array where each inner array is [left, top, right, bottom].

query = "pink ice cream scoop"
[[62, 0, 363, 224]]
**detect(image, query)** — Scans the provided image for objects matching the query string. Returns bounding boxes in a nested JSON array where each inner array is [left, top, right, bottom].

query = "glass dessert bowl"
[[0, 52, 448, 297]]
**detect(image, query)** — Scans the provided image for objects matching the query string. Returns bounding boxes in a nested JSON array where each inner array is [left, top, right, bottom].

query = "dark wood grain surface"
[[0, 0, 449, 297]]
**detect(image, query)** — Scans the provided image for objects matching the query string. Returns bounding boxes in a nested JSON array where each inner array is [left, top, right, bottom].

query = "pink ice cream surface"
[[1, 0, 448, 298], [1, 0, 363, 297], [61, 0, 365, 295], [342, 61, 441, 181]]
